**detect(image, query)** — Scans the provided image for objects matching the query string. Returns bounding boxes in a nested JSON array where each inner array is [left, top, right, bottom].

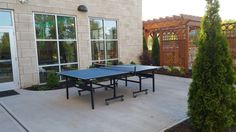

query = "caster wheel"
[[133, 95, 137, 98], [105, 88, 108, 91], [105, 102, 109, 105], [145, 91, 148, 94], [121, 98, 124, 101]]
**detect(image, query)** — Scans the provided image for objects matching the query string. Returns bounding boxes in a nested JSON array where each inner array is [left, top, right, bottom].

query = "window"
[[90, 18, 118, 65], [34, 13, 78, 83], [0, 11, 12, 26]]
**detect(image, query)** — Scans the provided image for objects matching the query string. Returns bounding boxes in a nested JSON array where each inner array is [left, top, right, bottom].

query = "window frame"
[[33, 12, 79, 83], [89, 17, 119, 65]]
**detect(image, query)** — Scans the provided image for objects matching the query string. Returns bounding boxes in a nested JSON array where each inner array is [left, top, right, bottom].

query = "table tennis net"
[[99, 65, 136, 72]]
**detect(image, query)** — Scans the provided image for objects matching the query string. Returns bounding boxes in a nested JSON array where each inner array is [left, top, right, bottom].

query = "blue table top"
[[59, 65, 160, 80]]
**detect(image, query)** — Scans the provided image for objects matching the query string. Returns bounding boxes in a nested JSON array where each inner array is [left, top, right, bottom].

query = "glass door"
[[0, 29, 19, 91]]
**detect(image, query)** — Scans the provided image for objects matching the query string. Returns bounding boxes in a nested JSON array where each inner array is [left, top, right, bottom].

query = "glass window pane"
[[106, 41, 118, 59], [60, 64, 78, 80], [39, 66, 59, 83], [91, 41, 105, 61], [37, 41, 58, 65], [107, 60, 119, 65], [90, 19, 103, 39], [0, 61, 13, 83], [104, 20, 117, 39], [0, 32, 13, 82], [0, 11, 12, 26], [35, 14, 56, 39], [92, 61, 105, 67], [59, 41, 77, 63], [57, 16, 76, 39], [61, 64, 78, 71], [0, 33, 11, 60]]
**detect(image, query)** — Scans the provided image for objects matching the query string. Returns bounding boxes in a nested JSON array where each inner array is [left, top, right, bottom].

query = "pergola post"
[[159, 30, 164, 66], [185, 25, 190, 71]]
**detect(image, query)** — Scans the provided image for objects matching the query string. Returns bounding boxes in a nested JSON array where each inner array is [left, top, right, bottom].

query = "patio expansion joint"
[[0, 102, 29, 132]]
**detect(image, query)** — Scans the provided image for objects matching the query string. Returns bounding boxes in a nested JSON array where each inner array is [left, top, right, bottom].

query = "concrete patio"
[[0, 74, 191, 132]]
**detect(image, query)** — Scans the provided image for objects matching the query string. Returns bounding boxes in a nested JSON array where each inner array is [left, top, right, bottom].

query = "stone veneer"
[[0, 0, 142, 88]]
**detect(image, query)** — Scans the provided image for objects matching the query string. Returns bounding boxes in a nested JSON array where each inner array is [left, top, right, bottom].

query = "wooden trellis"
[[143, 14, 201, 70], [222, 22, 236, 65]]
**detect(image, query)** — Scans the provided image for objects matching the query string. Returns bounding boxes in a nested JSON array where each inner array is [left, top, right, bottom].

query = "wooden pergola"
[[222, 22, 236, 64], [143, 14, 201, 70]]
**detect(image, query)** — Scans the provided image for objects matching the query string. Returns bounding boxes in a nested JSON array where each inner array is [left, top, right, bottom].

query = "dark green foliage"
[[47, 72, 59, 88], [151, 35, 160, 65], [89, 65, 96, 68], [139, 36, 151, 65], [143, 36, 148, 52], [188, 0, 236, 131], [118, 61, 124, 65], [130, 61, 136, 65], [31, 84, 48, 91], [139, 51, 151, 65]]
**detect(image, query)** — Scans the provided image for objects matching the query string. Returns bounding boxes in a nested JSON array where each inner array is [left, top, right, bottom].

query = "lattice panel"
[[222, 23, 236, 38]]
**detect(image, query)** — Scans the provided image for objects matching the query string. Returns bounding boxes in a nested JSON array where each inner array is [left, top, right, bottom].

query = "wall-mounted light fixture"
[[78, 5, 88, 12], [19, 0, 29, 4]]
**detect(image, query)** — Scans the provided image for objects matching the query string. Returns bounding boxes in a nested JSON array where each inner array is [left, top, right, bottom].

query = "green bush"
[[188, 0, 236, 131], [179, 67, 186, 75], [139, 51, 151, 65], [139, 36, 151, 65], [130, 61, 136, 65], [167, 66, 174, 73], [47, 72, 59, 88], [118, 61, 124, 65], [151, 35, 160, 66]]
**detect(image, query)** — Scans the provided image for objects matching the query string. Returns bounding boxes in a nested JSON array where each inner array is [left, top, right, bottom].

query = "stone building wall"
[[0, 0, 142, 88]]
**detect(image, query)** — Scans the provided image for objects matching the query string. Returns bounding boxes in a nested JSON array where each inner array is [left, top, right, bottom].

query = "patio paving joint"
[[0, 103, 29, 132]]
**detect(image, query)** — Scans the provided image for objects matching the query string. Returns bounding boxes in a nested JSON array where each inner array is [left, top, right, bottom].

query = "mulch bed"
[[25, 82, 68, 91], [155, 69, 192, 78], [165, 119, 236, 132]]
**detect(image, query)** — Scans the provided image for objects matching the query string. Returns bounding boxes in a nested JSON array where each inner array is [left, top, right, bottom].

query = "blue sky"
[[142, 0, 235, 20]]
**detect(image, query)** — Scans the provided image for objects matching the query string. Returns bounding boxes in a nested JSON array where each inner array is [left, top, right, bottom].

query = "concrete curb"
[[159, 117, 189, 132]]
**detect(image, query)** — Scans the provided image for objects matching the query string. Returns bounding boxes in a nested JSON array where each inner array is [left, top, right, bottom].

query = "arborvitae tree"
[[151, 35, 160, 65], [143, 36, 148, 52], [139, 36, 151, 65], [188, 0, 236, 131]]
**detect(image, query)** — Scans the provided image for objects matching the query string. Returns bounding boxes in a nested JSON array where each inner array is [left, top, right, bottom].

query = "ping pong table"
[[58, 64, 159, 109]]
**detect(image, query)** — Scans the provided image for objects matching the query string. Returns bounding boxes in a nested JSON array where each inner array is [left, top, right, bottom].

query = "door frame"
[[0, 10, 20, 91]]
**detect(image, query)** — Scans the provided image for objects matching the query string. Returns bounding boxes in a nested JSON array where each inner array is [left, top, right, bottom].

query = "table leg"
[[105, 78, 124, 105], [66, 77, 69, 99], [139, 76, 142, 91], [90, 81, 95, 110], [133, 75, 148, 97], [125, 75, 127, 86], [152, 71, 155, 92], [113, 78, 116, 97]]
